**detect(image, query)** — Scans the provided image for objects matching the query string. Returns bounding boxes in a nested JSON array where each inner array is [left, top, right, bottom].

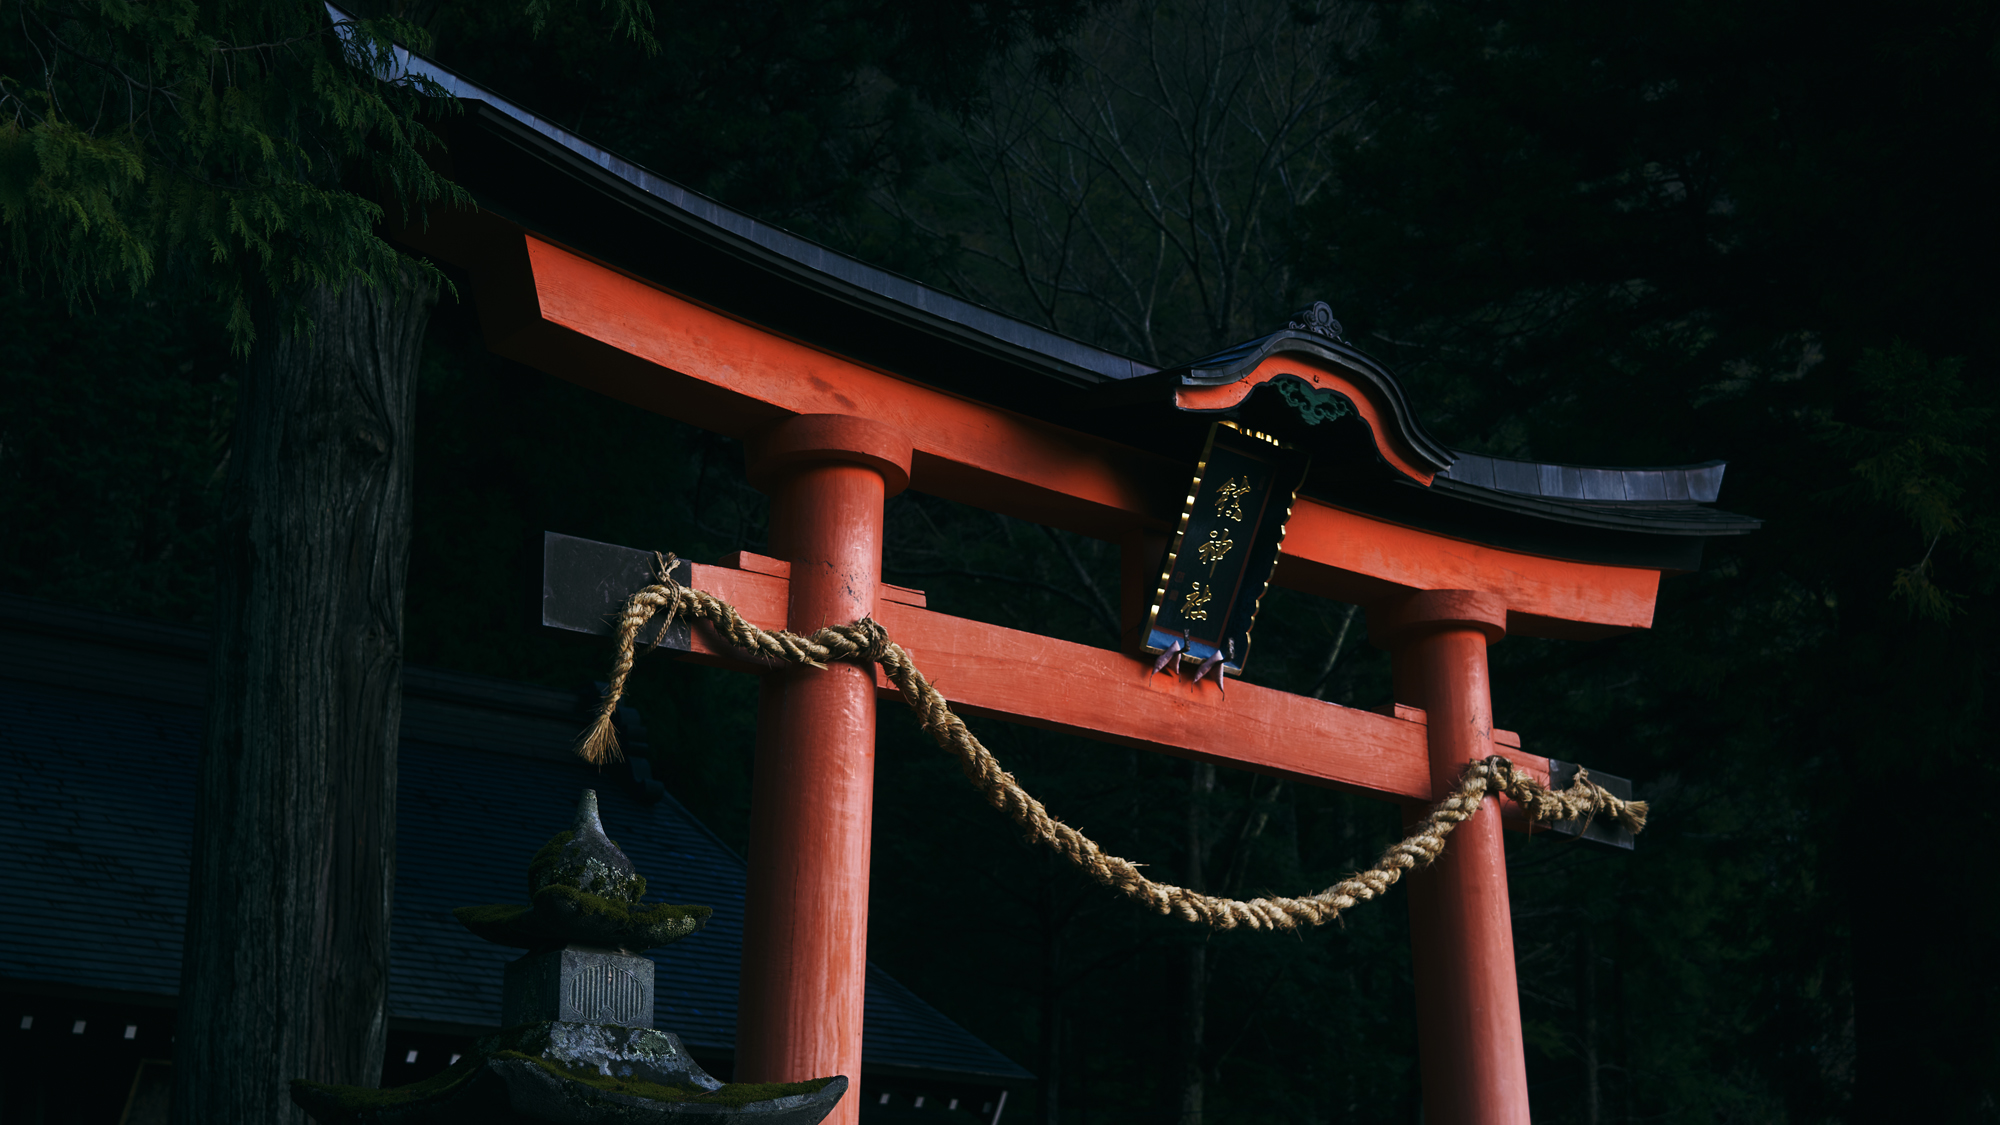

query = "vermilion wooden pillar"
[[738, 416, 912, 1123], [1373, 591, 1530, 1125]]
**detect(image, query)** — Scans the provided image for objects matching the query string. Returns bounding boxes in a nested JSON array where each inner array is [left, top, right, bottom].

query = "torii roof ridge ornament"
[[1288, 300, 1350, 343], [1072, 304, 1760, 567], [1162, 299, 1746, 513], [1125, 301, 1458, 477]]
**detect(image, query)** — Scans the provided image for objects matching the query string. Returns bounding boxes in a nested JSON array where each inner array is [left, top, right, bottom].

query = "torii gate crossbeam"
[[546, 538, 1554, 811]]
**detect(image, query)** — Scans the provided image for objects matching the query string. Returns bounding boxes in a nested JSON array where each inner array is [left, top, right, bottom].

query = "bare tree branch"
[[878, 0, 1375, 364]]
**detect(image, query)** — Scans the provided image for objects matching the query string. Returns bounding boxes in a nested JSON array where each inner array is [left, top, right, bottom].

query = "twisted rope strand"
[[579, 560, 1648, 932]]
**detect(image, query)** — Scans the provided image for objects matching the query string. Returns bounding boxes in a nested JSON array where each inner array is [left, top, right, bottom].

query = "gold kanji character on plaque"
[[1214, 477, 1252, 522], [1180, 582, 1212, 621], [1196, 529, 1234, 567]]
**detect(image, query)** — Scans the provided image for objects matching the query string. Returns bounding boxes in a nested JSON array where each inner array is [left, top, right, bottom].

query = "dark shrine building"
[[0, 594, 1031, 1124]]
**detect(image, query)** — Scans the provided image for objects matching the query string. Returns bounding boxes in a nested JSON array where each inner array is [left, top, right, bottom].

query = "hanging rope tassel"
[[579, 556, 1648, 931]]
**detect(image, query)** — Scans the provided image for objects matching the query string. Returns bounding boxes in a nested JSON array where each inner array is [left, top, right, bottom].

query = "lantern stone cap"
[[453, 790, 712, 952]]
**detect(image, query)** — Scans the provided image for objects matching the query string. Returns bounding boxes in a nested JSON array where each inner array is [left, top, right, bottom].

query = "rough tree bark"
[[170, 269, 434, 1123]]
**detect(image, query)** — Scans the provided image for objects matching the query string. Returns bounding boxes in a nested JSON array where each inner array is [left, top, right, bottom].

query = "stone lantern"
[[292, 791, 847, 1124]]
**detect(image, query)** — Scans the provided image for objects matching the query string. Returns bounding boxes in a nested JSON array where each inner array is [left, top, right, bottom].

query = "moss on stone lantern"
[[290, 791, 848, 1125]]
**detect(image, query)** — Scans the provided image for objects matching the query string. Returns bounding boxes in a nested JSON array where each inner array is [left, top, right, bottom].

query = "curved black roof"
[[1440, 454, 1728, 505], [1159, 325, 1457, 475], [348, 6, 1758, 568], [352, 10, 1149, 395]]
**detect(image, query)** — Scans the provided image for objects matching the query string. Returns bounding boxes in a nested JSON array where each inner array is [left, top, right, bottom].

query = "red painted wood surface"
[[459, 231, 1663, 635], [735, 418, 910, 1119], [1277, 501, 1661, 637], [710, 550, 927, 608], [672, 561, 1558, 821], [1175, 355, 1437, 484], [509, 235, 1182, 539], [1381, 592, 1533, 1125]]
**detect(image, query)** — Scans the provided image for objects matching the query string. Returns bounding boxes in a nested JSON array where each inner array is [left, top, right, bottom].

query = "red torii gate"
[[394, 58, 1756, 1125]]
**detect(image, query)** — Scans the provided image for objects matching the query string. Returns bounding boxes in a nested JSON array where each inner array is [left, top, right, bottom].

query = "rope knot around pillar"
[[577, 561, 1649, 932], [806, 618, 894, 665]]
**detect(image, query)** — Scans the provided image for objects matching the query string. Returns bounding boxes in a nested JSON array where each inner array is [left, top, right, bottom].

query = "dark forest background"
[[5, 0, 1998, 1121]]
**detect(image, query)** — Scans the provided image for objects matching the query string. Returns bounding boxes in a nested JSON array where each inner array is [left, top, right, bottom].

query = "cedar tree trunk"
[[171, 268, 433, 1123]]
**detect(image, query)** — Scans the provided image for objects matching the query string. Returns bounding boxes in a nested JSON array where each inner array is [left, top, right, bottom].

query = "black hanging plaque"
[[1144, 422, 1310, 674]]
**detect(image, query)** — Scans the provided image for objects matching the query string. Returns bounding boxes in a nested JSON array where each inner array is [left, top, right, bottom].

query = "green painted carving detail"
[[1273, 378, 1354, 426]]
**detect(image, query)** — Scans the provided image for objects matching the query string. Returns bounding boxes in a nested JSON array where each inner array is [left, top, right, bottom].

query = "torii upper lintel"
[[406, 223, 1729, 638]]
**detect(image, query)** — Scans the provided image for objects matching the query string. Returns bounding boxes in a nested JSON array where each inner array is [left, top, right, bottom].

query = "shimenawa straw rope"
[[576, 555, 1647, 932]]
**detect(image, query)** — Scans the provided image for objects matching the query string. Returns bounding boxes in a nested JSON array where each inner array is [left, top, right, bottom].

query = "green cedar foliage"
[[1820, 344, 1994, 621], [0, 1, 474, 347]]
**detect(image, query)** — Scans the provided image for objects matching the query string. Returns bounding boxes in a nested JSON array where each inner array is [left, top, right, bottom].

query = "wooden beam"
[[655, 559, 1554, 815], [1277, 501, 1661, 635], [452, 225, 1661, 634], [502, 234, 1185, 538]]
